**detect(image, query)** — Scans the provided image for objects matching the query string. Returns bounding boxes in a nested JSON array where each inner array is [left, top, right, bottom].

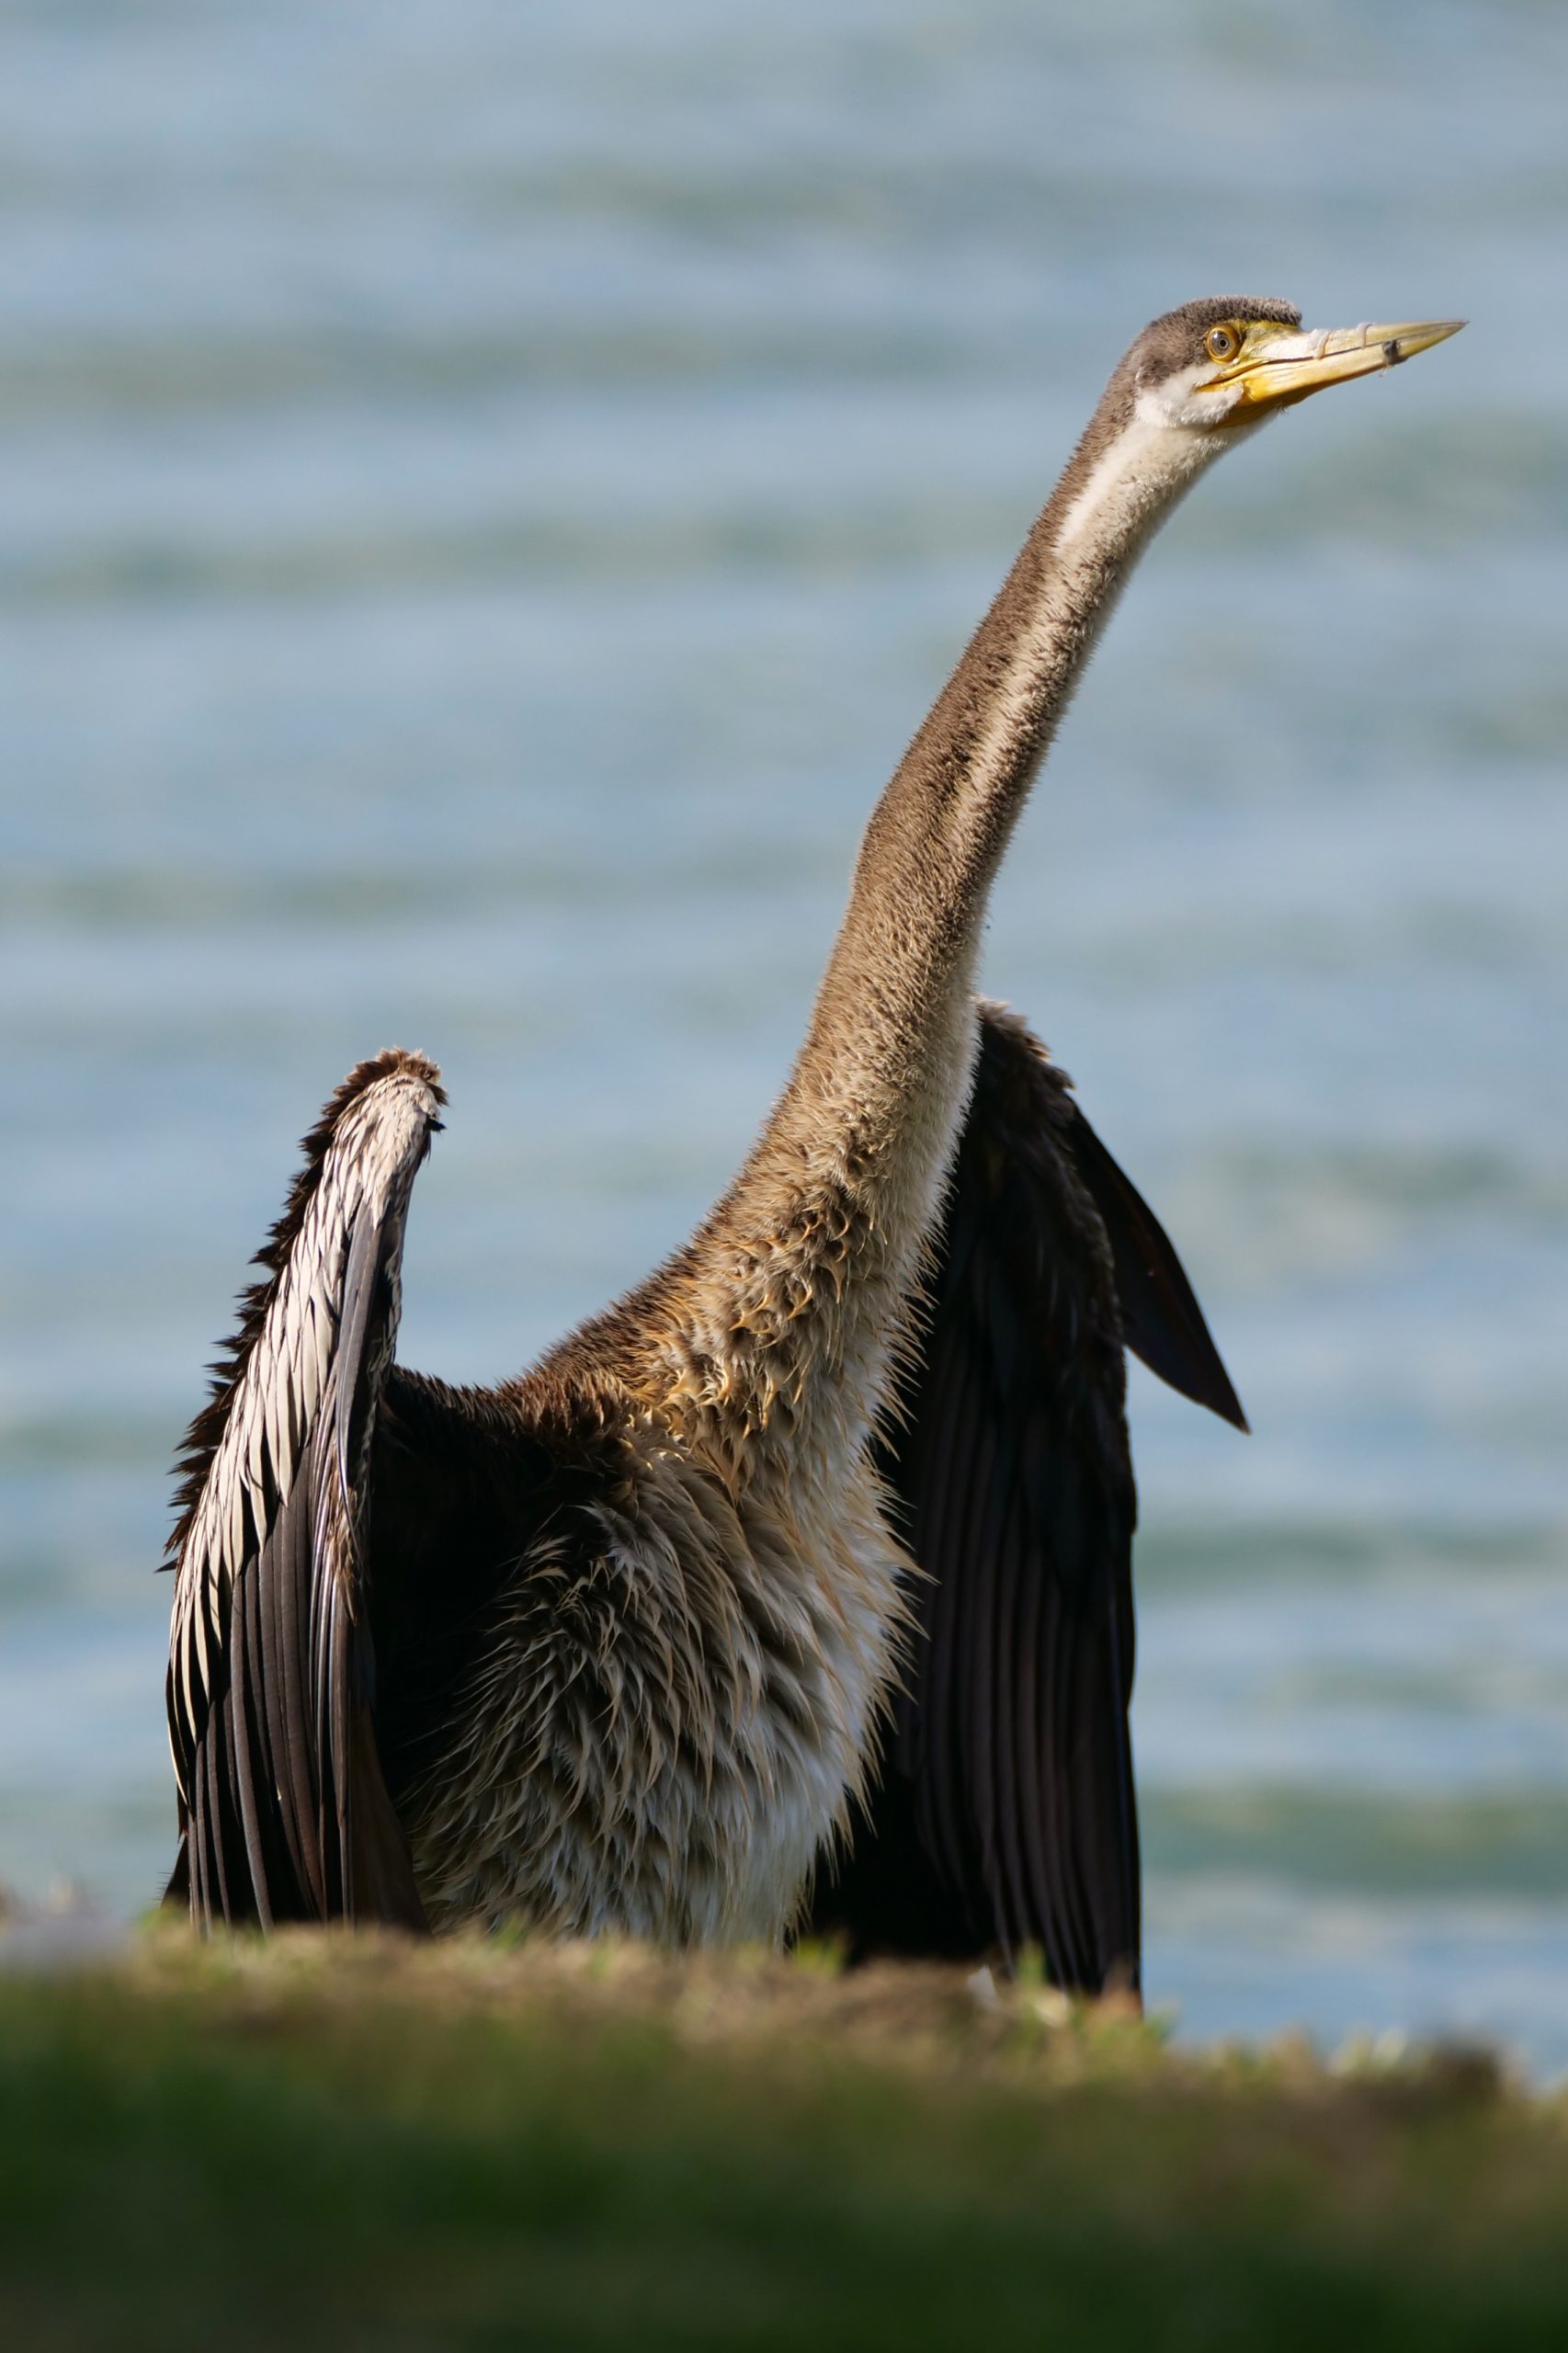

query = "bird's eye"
[[1205, 324, 1241, 363]]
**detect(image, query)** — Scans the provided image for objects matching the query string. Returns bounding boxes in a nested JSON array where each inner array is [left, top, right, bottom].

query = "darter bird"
[[165, 300, 1461, 1988]]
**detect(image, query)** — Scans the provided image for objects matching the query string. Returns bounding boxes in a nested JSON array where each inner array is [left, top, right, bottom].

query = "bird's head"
[[1050, 297, 1463, 558], [1122, 296, 1465, 431]]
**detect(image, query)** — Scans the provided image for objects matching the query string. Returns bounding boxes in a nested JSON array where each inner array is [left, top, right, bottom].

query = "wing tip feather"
[[165, 1050, 445, 1572]]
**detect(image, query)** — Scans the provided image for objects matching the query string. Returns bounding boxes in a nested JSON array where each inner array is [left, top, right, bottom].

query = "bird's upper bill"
[[1199, 316, 1465, 415]]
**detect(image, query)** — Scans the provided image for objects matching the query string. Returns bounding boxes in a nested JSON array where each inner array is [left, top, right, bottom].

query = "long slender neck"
[[793, 403, 1222, 1130], [641, 400, 1227, 1474]]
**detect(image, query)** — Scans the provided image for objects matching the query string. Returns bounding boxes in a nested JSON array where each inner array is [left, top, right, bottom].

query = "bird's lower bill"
[[1206, 318, 1465, 414]]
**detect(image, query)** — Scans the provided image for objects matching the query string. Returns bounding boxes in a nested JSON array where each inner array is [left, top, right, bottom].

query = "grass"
[[2, 1928, 1566, 2349]]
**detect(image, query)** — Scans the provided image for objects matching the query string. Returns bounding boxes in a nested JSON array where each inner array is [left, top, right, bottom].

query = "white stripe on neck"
[[1054, 381, 1220, 560]]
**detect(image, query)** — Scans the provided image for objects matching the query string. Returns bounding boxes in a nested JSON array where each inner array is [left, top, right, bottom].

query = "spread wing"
[[165, 1050, 446, 1931], [809, 1003, 1244, 1991]]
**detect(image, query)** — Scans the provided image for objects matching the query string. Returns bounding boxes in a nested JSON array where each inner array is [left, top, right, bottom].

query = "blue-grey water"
[[3, 2, 1565, 2065]]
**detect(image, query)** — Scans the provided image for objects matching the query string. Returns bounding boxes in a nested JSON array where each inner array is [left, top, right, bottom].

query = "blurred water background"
[[3, 0, 1565, 2063]]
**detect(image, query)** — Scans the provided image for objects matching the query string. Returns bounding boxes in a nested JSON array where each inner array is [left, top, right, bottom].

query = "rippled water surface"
[[4, 1, 1565, 2064]]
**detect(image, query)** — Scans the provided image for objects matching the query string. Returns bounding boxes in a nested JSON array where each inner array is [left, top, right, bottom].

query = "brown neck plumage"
[[638, 381, 1225, 1475], [801, 385, 1226, 1114]]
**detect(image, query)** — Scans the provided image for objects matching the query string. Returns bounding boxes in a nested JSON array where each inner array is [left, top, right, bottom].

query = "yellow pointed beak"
[[1208, 317, 1465, 411]]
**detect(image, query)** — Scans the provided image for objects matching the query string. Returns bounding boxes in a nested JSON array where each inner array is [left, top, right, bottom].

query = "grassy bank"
[[2, 1930, 1564, 2349]]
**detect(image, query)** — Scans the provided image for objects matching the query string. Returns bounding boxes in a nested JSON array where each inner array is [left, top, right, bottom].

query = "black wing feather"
[[810, 1002, 1244, 1991], [1063, 1106, 1248, 1431]]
